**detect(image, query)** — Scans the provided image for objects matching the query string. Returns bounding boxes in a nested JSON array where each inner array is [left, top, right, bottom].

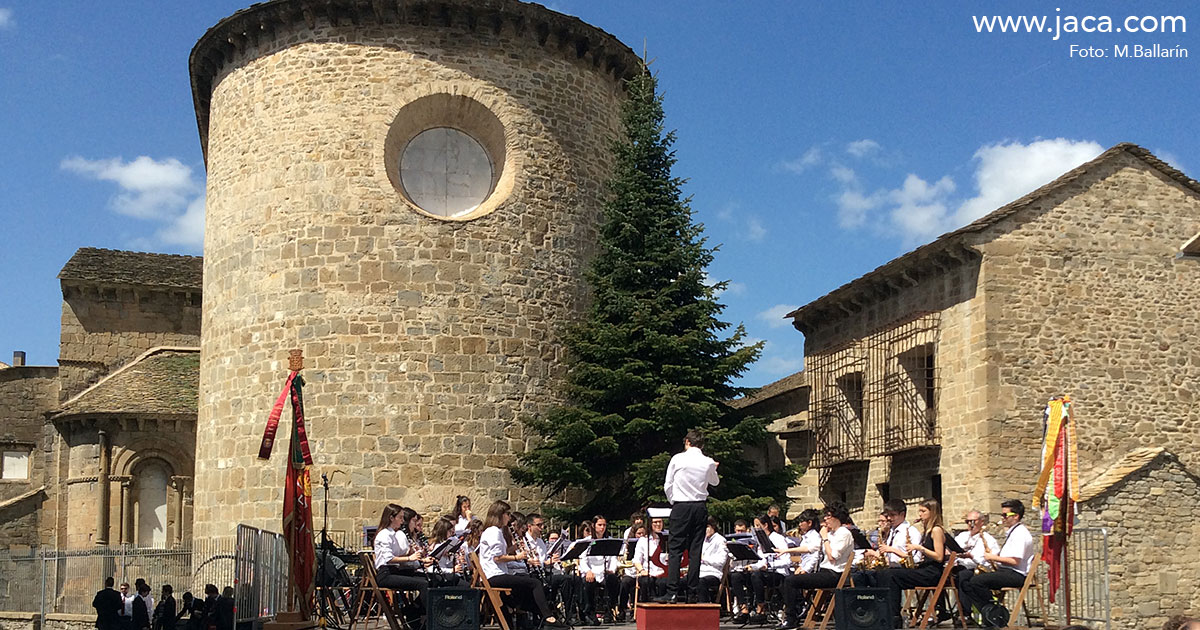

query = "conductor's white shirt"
[[663, 446, 719, 503]]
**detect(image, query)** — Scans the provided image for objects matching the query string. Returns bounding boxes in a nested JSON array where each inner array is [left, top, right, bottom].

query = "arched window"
[[135, 460, 170, 547]]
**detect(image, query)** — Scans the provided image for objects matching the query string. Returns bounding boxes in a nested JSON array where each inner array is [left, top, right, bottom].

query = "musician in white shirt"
[[372, 504, 431, 624], [697, 517, 729, 603], [778, 503, 855, 630], [748, 515, 790, 624], [477, 500, 566, 628], [452, 495, 472, 535], [958, 499, 1036, 627], [726, 520, 757, 624], [773, 509, 821, 574], [633, 518, 668, 600], [581, 515, 619, 623], [658, 429, 719, 602], [953, 509, 998, 584]]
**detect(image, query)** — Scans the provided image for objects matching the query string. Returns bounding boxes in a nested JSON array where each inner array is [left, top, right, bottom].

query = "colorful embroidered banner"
[[1034, 396, 1078, 603]]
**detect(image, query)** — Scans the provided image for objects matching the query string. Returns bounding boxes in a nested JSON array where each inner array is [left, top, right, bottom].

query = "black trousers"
[[617, 575, 636, 610], [877, 563, 943, 620], [488, 574, 555, 620], [750, 570, 783, 608], [781, 569, 841, 618], [550, 573, 581, 618], [666, 500, 707, 598], [728, 571, 754, 610], [376, 566, 428, 615], [636, 575, 666, 602], [697, 575, 721, 604], [583, 572, 617, 616], [958, 567, 1026, 618]]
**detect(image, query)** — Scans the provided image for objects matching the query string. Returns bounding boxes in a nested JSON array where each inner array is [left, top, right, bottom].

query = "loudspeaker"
[[427, 587, 480, 630], [834, 588, 892, 630]]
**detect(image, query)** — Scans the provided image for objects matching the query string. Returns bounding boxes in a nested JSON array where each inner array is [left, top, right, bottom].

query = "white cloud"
[[0, 9, 13, 29], [757, 304, 800, 329], [157, 193, 206, 249], [830, 165, 857, 185], [62, 155, 197, 219], [888, 174, 956, 244], [828, 138, 1103, 246], [62, 155, 205, 252], [836, 189, 882, 229], [846, 139, 881, 158], [745, 217, 767, 242], [782, 146, 823, 174], [953, 139, 1102, 226], [740, 336, 765, 349]]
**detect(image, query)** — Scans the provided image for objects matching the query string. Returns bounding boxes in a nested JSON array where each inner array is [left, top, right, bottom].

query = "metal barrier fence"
[[233, 524, 288, 623], [1002, 527, 1110, 630], [0, 525, 288, 628]]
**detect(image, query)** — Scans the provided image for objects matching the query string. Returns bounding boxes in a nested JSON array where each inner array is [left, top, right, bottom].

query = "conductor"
[[656, 429, 719, 603]]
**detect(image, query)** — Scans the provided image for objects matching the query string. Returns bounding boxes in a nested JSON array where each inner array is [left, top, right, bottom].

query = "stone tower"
[[189, 0, 640, 540]]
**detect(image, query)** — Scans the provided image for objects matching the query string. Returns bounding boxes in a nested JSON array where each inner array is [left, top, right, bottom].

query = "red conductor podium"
[[636, 603, 720, 630]]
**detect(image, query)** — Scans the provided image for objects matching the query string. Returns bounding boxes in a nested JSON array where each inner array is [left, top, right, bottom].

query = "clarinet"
[[509, 524, 547, 584]]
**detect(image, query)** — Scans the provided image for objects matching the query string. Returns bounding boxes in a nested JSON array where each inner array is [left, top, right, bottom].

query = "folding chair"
[[803, 553, 856, 630], [717, 558, 733, 616], [910, 552, 958, 629], [1004, 554, 1045, 628], [470, 551, 513, 630], [350, 552, 404, 630]]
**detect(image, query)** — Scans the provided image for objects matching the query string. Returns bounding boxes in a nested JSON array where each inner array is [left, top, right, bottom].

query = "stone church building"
[[0, 248, 201, 549], [739, 143, 1200, 628]]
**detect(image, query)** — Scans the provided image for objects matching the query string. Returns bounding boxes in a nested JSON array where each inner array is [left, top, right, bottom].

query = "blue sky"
[[0, 1, 1196, 386]]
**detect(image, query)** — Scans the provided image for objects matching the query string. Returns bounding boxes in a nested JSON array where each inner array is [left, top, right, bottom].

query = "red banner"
[[258, 372, 298, 460], [281, 376, 315, 617]]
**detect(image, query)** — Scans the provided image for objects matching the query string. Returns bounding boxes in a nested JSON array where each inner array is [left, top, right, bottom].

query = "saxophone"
[[974, 534, 996, 574]]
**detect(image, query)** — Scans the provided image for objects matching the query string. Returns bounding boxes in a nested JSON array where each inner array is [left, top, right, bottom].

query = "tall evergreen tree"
[[510, 70, 799, 520]]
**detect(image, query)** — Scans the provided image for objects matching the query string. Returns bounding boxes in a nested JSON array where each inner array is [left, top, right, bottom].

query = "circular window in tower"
[[384, 93, 515, 222], [400, 128, 495, 217]]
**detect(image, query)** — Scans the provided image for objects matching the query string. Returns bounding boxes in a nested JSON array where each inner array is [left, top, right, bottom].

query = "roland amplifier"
[[427, 587, 480, 630], [834, 588, 892, 630]]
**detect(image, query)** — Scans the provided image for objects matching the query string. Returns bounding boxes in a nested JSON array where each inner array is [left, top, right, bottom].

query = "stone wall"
[[54, 421, 195, 549], [58, 287, 200, 401], [793, 259, 990, 521], [0, 367, 57, 547], [979, 153, 1200, 498], [1077, 454, 1200, 630], [194, 7, 633, 539]]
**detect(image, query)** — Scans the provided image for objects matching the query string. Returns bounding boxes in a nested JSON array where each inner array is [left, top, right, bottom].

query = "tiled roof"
[[1079, 447, 1167, 502], [58, 248, 202, 290], [53, 348, 199, 419], [787, 144, 1200, 328], [730, 371, 808, 410]]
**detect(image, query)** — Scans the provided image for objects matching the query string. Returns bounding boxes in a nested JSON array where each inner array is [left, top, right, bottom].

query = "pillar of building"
[[171, 476, 186, 546], [120, 479, 132, 546], [96, 430, 111, 546]]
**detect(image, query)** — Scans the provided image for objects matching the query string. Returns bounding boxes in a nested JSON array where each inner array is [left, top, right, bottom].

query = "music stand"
[[851, 529, 873, 550], [430, 535, 464, 561], [726, 542, 760, 562], [624, 539, 638, 559], [586, 538, 624, 558], [754, 528, 774, 552], [561, 540, 591, 562]]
